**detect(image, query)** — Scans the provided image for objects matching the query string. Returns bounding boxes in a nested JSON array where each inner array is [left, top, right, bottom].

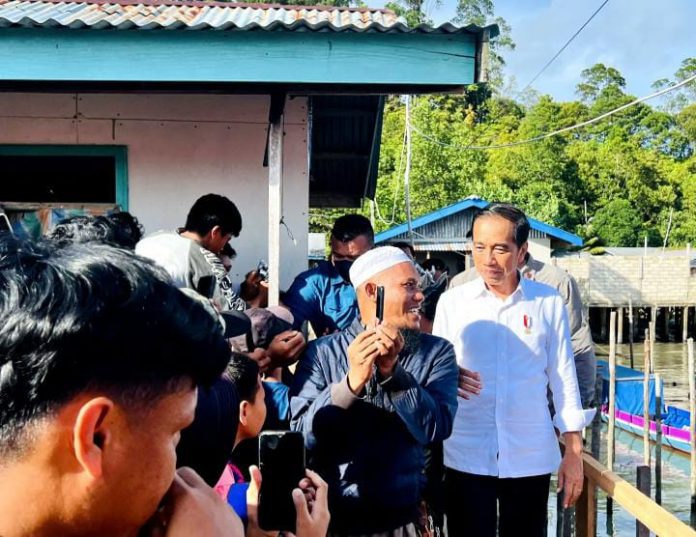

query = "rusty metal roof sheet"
[[0, 0, 495, 33]]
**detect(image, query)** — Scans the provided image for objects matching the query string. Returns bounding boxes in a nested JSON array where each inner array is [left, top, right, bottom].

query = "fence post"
[[636, 465, 651, 537], [575, 475, 596, 537]]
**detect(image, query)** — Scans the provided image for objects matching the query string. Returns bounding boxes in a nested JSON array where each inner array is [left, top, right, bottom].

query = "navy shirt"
[[283, 260, 358, 335]]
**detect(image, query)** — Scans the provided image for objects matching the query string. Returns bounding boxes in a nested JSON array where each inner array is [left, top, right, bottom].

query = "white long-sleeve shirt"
[[433, 275, 589, 478]]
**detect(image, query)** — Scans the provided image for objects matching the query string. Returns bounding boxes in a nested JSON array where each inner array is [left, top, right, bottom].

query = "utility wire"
[[522, 0, 611, 91], [412, 73, 696, 152]]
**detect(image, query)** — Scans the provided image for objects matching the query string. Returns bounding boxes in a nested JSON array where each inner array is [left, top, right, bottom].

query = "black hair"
[[330, 214, 374, 245], [48, 212, 144, 250], [471, 202, 530, 248], [391, 241, 415, 258], [0, 236, 231, 457], [184, 194, 242, 238], [225, 352, 260, 403], [422, 258, 446, 272]]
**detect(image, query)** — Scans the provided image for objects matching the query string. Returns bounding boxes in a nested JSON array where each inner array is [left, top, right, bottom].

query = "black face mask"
[[333, 259, 353, 283]]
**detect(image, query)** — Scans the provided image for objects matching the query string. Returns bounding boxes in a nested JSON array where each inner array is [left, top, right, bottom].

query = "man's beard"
[[400, 328, 422, 355]]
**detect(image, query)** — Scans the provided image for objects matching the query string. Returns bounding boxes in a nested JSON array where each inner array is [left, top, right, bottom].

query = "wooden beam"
[[576, 475, 596, 537], [0, 28, 478, 87], [582, 453, 696, 537]]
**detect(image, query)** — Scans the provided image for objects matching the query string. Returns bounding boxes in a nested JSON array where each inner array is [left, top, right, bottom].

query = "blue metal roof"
[[375, 197, 583, 247], [0, 0, 499, 34]]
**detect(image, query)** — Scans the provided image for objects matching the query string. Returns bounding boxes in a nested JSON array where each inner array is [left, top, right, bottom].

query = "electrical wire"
[[412, 73, 696, 151], [522, 0, 611, 91]]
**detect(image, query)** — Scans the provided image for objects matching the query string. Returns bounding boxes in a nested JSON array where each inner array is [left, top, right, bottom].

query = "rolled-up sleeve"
[[546, 294, 586, 433]]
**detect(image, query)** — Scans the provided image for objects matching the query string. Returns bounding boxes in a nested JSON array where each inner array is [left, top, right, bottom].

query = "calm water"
[[546, 342, 693, 535]]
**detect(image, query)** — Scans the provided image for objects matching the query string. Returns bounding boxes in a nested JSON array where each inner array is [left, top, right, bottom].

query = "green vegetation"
[[304, 0, 695, 249]]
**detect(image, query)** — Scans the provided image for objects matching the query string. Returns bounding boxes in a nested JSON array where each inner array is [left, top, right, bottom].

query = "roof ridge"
[[0, 0, 395, 13]]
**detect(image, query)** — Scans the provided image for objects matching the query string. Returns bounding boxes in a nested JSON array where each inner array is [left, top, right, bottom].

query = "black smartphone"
[[258, 430, 306, 532], [376, 285, 385, 323]]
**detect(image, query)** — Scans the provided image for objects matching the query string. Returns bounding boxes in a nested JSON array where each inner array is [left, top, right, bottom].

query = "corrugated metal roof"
[[0, 0, 498, 33], [375, 196, 583, 247]]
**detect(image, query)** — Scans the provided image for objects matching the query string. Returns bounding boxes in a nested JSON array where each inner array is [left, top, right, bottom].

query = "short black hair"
[[471, 202, 530, 248], [184, 194, 242, 238], [220, 243, 237, 259], [225, 352, 260, 403], [392, 241, 415, 258], [48, 212, 144, 250], [0, 236, 230, 457], [330, 214, 374, 245]]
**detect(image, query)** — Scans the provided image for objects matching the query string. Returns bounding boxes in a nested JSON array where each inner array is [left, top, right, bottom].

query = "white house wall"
[[0, 93, 309, 289], [527, 237, 551, 262]]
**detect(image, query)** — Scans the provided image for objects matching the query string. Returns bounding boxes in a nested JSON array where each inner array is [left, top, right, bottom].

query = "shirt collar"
[[476, 271, 526, 302]]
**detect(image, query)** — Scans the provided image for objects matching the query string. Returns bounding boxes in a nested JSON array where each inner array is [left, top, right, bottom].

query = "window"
[[0, 145, 128, 209]]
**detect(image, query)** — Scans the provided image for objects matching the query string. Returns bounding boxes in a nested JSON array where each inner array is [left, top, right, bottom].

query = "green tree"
[[589, 199, 643, 246]]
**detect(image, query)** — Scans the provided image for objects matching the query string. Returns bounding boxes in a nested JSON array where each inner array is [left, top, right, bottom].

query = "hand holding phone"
[[258, 431, 306, 532]]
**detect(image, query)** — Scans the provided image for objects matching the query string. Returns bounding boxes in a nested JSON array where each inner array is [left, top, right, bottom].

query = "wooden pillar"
[[664, 307, 671, 342], [636, 465, 651, 537], [618, 307, 624, 344], [684, 306, 690, 342], [576, 475, 596, 537], [267, 93, 285, 307], [601, 308, 608, 342]]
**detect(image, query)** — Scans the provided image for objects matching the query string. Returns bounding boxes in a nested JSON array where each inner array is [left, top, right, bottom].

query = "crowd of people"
[[0, 194, 596, 537]]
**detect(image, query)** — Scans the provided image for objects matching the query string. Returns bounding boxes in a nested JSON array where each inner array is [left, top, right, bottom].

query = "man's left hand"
[[374, 323, 404, 378], [557, 431, 584, 509]]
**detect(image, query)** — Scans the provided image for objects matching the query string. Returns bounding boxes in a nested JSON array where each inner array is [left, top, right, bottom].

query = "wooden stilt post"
[[629, 299, 635, 369], [618, 307, 624, 344], [608, 312, 617, 519], [649, 321, 656, 372], [601, 308, 608, 342], [685, 306, 691, 342], [664, 307, 671, 342], [643, 328, 652, 467], [688, 338, 695, 529], [655, 372, 663, 505], [591, 373, 602, 459], [636, 465, 651, 537]]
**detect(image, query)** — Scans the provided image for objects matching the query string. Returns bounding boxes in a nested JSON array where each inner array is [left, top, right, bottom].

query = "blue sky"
[[373, 0, 696, 103]]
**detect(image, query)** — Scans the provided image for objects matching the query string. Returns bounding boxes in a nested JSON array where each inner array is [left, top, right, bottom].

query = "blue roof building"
[[375, 196, 583, 273]]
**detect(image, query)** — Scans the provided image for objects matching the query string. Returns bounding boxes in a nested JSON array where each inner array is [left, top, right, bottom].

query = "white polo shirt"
[[433, 275, 588, 478]]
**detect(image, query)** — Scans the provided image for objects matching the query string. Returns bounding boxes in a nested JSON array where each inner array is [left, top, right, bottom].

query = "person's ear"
[[518, 242, 529, 267], [239, 400, 250, 428], [364, 282, 378, 302], [210, 225, 223, 239], [73, 397, 114, 479]]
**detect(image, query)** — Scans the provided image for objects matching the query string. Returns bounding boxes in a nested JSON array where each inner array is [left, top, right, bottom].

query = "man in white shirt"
[[433, 203, 586, 537]]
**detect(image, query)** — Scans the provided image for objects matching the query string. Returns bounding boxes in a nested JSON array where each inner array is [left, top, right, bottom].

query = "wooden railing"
[[575, 449, 696, 537]]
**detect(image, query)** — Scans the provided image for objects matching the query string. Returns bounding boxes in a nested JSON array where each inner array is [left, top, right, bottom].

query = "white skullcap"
[[349, 246, 413, 288]]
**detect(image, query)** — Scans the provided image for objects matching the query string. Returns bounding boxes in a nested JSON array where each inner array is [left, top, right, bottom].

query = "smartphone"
[[0, 213, 12, 235], [258, 430, 306, 532], [376, 285, 385, 323]]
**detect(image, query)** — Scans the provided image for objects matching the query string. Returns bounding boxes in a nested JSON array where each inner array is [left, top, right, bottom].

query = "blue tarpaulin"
[[597, 360, 662, 416]]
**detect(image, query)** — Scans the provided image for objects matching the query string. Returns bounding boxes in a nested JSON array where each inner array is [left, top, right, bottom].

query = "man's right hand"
[[143, 467, 244, 537], [458, 366, 482, 399], [267, 330, 306, 367], [346, 329, 381, 394]]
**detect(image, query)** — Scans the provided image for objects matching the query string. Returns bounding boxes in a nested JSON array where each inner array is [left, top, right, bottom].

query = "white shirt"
[[433, 275, 589, 478]]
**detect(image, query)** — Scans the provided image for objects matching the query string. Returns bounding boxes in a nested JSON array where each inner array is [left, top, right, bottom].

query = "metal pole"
[[643, 328, 651, 467], [688, 337, 696, 528], [607, 312, 617, 520], [655, 372, 663, 505], [629, 298, 635, 369]]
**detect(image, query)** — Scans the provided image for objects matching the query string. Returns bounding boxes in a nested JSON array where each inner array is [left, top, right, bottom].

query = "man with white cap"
[[290, 246, 458, 537]]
